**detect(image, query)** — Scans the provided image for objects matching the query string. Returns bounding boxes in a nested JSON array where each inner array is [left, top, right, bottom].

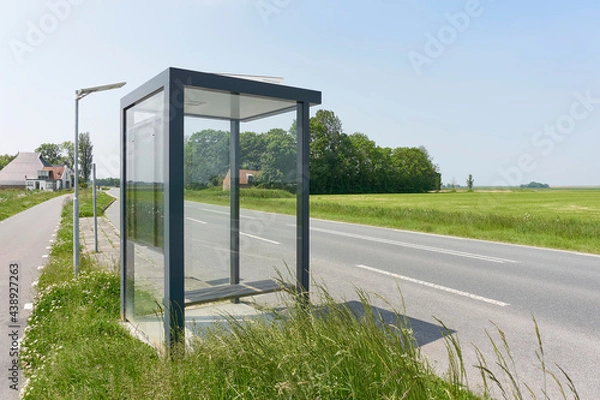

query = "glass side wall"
[[125, 90, 165, 338], [238, 119, 297, 285], [183, 118, 231, 290], [183, 112, 298, 293]]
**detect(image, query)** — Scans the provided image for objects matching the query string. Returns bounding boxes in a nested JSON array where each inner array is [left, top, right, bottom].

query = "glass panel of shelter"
[[183, 118, 231, 292], [183, 103, 297, 299], [238, 115, 297, 287], [124, 90, 165, 344]]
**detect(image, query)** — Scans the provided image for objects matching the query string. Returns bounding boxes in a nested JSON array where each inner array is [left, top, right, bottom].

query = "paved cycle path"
[[0, 195, 68, 399]]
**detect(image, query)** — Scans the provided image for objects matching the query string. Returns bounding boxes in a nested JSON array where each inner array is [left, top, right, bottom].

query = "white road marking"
[[24, 303, 33, 310], [356, 264, 510, 307], [240, 232, 280, 245], [310, 226, 518, 264], [301, 219, 600, 259], [201, 208, 257, 220], [42, 254, 48, 258], [37, 265, 44, 270], [186, 217, 207, 225]]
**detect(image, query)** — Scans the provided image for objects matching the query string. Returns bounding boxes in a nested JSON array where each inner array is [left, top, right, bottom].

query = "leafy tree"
[[35, 143, 62, 164], [373, 147, 394, 192], [257, 128, 296, 189], [35, 142, 74, 167], [0, 154, 16, 170], [240, 131, 266, 170], [345, 133, 370, 192], [184, 129, 229, 189], [307, 110, 441, 194], [78, 132, 93, 182], [434, 172, 442, 192], [390, 147, 439, 193], [466, 174, 474, 191], [183, 109, 443, 196], [309, 109, 349, 194], [61, 141, 75, 168]]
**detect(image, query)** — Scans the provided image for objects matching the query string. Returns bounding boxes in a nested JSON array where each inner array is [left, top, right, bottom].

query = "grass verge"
[[78, 189, 115, 217], [20, 197, 161, 399], [0, 189, 65, 221]]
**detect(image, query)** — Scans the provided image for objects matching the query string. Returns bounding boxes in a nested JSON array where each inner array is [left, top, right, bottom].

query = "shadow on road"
[[343, 300, 453, 347]]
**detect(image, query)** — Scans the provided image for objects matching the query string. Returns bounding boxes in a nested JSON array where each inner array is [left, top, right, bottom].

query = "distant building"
[[0, 152, 72, 191], [25, 165, 72, 191], [222, 169, 260, 190]]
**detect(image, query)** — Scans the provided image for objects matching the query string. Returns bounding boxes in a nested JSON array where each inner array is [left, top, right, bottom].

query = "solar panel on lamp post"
[[74, 81, 126, 277]]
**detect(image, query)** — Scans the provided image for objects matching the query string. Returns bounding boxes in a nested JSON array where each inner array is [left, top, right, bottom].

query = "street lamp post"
[[74, 81, 126, 277], [93, 162, 98, 253]]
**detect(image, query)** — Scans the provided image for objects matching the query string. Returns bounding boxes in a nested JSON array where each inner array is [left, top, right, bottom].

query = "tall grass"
[[22, 269, 479, 399], [168, 289, 478, 399], [20, 271, 159, 399], [468, 320, 580, 400]]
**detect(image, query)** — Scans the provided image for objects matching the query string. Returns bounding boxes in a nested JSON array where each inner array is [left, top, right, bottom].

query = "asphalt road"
[[0, 195, 67, 399], [308, 217, 600, 399], [108, 189, 600, 398]]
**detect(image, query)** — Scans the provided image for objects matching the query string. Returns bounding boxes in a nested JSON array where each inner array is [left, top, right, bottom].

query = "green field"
[[317, 189, 600, 221], [0, 189, 65, 220], [185, 188, 600, 254]]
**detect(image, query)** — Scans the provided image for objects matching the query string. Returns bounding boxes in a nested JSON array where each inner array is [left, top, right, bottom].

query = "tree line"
[[520, 181, 549, 189], [309, 110, 440, 194], [185, 127, 296, 191], [2, 109, 441, 194], [184, 109, 441, 194]]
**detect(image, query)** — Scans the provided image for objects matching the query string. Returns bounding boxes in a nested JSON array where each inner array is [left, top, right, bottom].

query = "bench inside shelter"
[[184, 279, 293, 307]]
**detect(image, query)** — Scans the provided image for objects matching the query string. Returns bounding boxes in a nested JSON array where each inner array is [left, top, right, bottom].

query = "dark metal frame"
[[120, 67, 321, 347]]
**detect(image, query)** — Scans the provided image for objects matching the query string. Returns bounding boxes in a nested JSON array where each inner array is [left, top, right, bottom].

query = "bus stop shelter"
[[120, 67, 322, 347]]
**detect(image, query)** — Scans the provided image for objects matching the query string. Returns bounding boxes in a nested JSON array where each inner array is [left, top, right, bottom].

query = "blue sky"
[[1, 0, 599, 186]]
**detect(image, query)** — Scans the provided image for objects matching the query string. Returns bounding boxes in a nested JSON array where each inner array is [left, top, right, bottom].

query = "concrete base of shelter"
[[122, 300, 276, 353]]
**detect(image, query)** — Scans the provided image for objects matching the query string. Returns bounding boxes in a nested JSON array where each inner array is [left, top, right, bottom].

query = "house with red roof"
[[0, 152, 72, 191], [222, 169, 260, 190]]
